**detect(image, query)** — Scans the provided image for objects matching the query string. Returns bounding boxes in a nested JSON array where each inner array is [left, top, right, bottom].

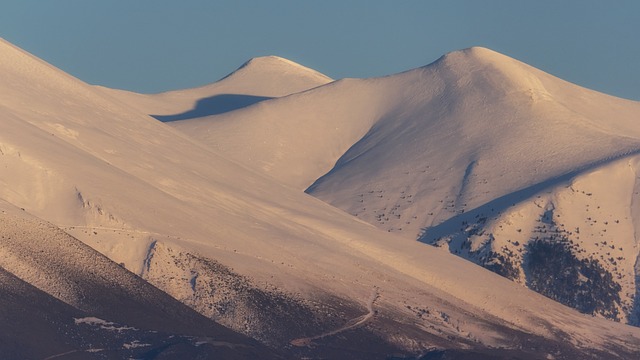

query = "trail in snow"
[[290, 287, 379, 347]]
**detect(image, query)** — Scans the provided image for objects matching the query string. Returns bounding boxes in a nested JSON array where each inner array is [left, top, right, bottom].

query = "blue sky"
[[1, 1, 638, 100]]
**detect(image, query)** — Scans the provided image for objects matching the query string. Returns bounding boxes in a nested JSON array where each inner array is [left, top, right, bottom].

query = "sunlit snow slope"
[[99, 55, 332, 122], [2, 38, 640, 358], [153, 47, 640, 325]]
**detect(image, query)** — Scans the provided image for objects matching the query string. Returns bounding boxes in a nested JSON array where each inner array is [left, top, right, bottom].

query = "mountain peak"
[[462, 46, 507, 60], [436, 46, 515, 67], [241, 55, 300, 67], [428, 46, 551, 98], [229, 55, 333, 84]]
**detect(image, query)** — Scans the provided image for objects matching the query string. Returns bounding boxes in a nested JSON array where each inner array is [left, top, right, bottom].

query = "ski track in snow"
[[290, 286, 379, 347], [190, 337, 249, 349], [43, 350, 83, 360], [43, 349, 103, 360]]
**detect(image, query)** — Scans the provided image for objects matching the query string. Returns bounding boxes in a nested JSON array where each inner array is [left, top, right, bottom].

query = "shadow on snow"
[[153, 94, 272, 122]]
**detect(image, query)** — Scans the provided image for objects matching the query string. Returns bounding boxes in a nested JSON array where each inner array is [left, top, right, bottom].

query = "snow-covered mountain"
[[2, 37, 640, 359], [136, 47, 640, 327]]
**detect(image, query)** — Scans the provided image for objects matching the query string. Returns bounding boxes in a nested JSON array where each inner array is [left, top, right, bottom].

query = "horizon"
[[0, 1, 638, 100]]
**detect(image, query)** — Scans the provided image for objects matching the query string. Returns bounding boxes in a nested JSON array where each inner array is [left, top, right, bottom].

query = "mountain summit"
[[224, 55, 333, 93]]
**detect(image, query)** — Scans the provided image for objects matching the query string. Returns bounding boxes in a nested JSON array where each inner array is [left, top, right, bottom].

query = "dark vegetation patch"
[[480, 250, 521, 281], [525, 235, 622, 320]]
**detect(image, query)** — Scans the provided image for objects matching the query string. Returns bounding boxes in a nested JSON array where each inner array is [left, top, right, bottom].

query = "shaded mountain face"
[[139, 46, 640, 326], [2, 36, 640, 359], [0, 201, 277, 359]]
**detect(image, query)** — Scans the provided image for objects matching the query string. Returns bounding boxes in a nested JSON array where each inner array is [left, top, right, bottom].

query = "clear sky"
[[1, 1, 638, 100]]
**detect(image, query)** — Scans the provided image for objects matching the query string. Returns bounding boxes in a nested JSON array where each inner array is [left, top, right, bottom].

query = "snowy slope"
[[98, 55, 332, 121], [0, 200, 275, 359], [416, 153, 640, 324], [155, 47, 640, 324], [167, 76, 395, 189], [2, 38, 640, 358], [307, 47, 640, 235]]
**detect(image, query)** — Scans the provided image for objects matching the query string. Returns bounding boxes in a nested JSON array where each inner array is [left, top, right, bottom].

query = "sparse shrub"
[[483, 251, 521, 280]]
